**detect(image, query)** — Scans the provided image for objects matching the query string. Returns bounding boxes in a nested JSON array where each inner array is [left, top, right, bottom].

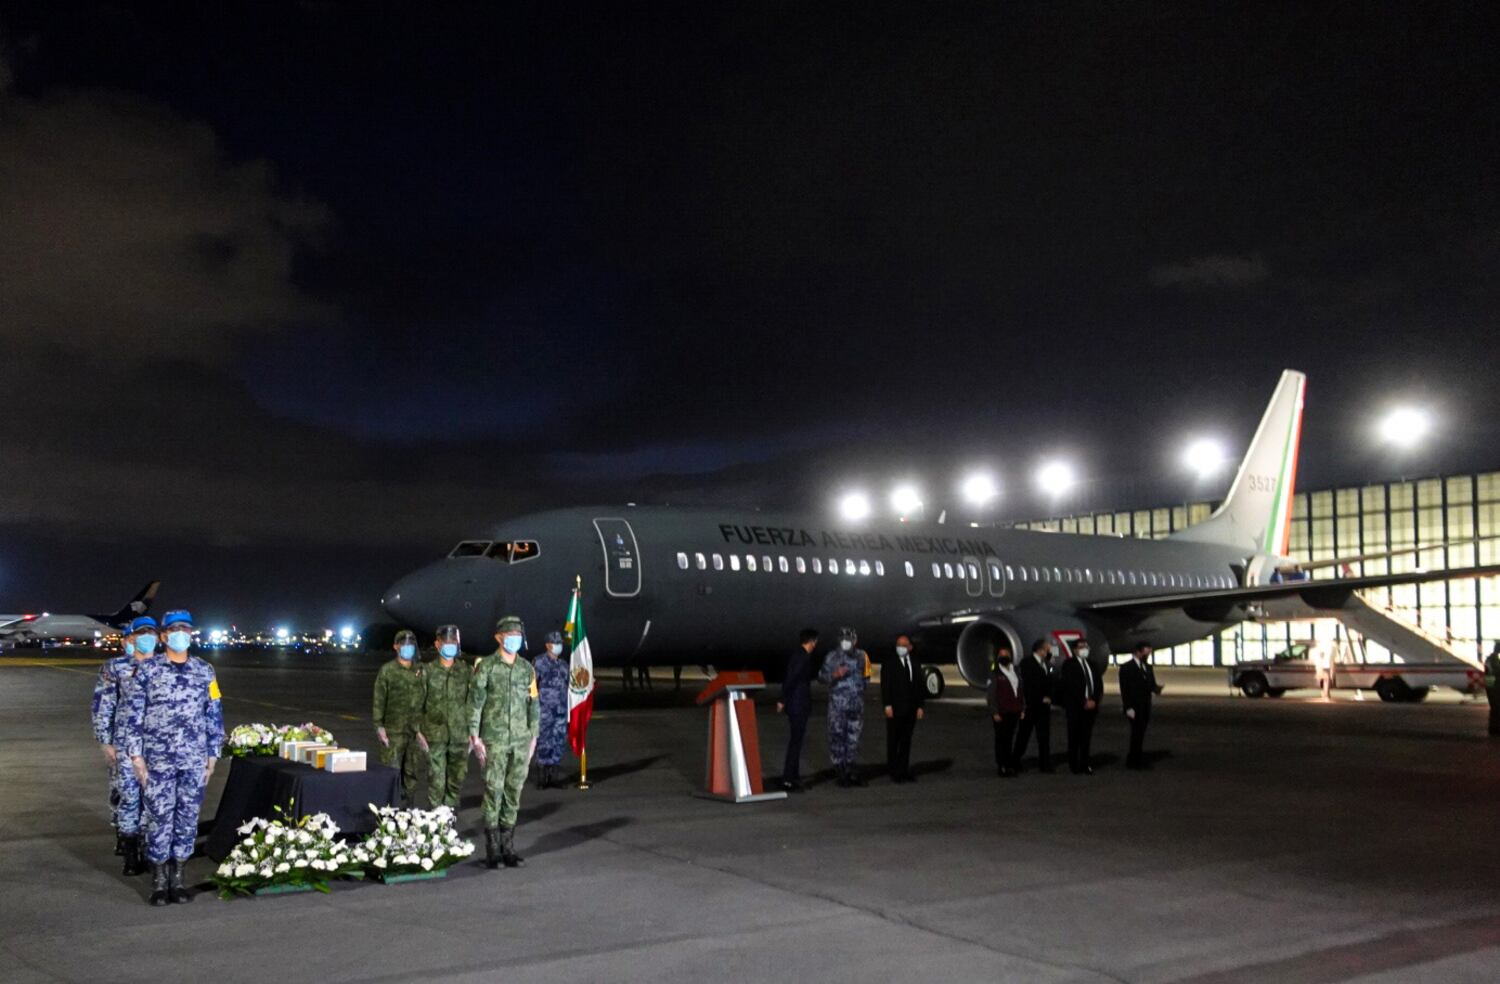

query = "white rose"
[[374, 857, 387, 869], [274, 862, 290, 874], [235, 863, 254, 877], [421, 858, 434, 871]]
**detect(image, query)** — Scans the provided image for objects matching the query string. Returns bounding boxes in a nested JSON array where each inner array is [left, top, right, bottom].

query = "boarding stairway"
[[1332, 594, 1481, 668]]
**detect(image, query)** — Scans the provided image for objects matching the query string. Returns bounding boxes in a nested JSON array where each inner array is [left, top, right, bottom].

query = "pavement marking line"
[[0, 658, 105, 668]]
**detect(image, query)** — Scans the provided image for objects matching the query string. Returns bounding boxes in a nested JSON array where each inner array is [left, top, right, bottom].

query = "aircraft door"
[[593, 518, 642, 598], [962, 555, 983, 598], [985, 557, 1007, 598]]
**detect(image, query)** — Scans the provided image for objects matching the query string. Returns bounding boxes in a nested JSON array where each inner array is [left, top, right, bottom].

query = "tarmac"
[[4, 650, 1500, 983]]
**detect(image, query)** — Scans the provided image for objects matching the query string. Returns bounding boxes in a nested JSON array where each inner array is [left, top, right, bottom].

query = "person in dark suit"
[[1012, 638, 1056, 773], [776, 628, 819, 792], [1058, 639, 1101, 775], [880, 634, 926, 783], [1119, 642, 1163, 769], [1484, 642, 1500, 737], [986, 643, 1025, 777]]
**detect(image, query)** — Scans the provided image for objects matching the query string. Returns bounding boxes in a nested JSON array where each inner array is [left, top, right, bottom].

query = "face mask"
[[135, 635, 157, 656], [547, 644, 562, 656], [895, 646, 909, 657], [440, 643, 459, 659], [399, 644, 416, 660], [502, 635, 523, 654], [123, 638, 136, 656], [999, 655, 1013, 665], [840, 640, 853, 652], [166, 631, 192, 653], [1076, 647, 1090, 659]]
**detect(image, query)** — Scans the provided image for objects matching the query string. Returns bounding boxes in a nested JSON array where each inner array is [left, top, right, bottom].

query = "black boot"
[[536, 765, 549, 790], [849, 765, 867, 787], [148, 863, 169, 906], [114, 831, 127, 857], [483, 827, 501, 869], [122, 836, 147, 876], [167, 859, 192, 904], [500, 825, 525, 868]]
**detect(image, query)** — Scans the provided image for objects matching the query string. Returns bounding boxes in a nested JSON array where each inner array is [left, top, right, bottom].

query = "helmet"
[[838, 626, 858, 642], [394, 629, 418, 646], [160, 609, 194, 629], [495, 615, 525, 635], [544, 630, 564, 644], [128, 615, 158, 634], [435, 624, 461, 643]]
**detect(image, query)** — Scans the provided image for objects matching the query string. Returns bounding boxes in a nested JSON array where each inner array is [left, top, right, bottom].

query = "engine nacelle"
[[955, 610, 1108, 689]]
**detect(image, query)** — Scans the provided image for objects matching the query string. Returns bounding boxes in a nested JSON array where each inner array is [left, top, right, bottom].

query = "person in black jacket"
[[776, 628, 819, 792], [880, 634, 926, 783], [1058, 639, 1101, 775], [1012, 638, 1056, 773], [1119, 642, 1164, 769]]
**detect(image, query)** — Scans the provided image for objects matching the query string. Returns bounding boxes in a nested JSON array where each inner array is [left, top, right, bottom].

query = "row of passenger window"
[[673, 551, 1234, 591]]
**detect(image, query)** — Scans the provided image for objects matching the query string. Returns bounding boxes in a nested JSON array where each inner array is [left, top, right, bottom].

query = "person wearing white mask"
[[1058, 638, 1101, 775], [532, 630, 570, 789], [818, 626, 868, 787], [880, 634, 926, 783]]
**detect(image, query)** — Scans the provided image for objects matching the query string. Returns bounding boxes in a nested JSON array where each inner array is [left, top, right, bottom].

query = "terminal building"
[[1016, 470, 1500, 667]]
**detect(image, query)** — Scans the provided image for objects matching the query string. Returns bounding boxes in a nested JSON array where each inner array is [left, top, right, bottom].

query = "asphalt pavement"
[[3, 650, 1500, 983]]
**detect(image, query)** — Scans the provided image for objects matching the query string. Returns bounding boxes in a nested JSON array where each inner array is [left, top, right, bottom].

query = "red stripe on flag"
[[568, 693, 593, 757]]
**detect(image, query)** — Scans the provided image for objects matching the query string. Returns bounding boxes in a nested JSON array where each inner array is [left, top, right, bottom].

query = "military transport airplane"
[[0, 581, 160, 647], [382, 371, 1499, 693]]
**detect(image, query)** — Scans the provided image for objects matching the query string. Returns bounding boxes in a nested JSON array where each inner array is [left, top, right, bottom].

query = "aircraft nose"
[[382, 567, 433, 628]]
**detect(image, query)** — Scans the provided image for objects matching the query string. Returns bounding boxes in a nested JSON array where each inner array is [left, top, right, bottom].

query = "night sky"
[[1, 3, 1496, 629]]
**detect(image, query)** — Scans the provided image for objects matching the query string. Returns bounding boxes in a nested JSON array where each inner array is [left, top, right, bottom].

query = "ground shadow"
[[523, 816, 633, 858], [585, 754, 666, 783]]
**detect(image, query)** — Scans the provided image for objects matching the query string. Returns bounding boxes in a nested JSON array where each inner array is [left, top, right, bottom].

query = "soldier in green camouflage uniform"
[[373, 630, 425, 806], [418, 624, 473, 808], [469, 615, 538, 869]]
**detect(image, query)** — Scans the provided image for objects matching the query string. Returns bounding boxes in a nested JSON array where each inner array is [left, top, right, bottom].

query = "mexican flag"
[[565, 583, 595, 756]]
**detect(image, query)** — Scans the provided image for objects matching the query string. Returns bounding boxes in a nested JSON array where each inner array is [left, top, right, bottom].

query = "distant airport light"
[[339, 625, 355, 641], [961, 473, 998, 506], [275, 626, 290, 641], [1379, 406, 1431, 449], [839, 492, 872, 522], [890, 486, 923, 517], [1036, 461, 1076, 496], [1183, 438, 1227, 478]]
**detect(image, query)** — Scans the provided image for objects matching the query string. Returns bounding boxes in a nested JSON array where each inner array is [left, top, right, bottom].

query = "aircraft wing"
[[1082, 564, 1500, 621]]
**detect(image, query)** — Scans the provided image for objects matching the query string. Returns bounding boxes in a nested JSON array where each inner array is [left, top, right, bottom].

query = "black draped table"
[[204, 755, 400, 860]]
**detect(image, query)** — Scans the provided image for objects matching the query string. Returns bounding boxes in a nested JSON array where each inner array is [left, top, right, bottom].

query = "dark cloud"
[[1150, 254, 1270, 289], [0, 80, 331, 363]]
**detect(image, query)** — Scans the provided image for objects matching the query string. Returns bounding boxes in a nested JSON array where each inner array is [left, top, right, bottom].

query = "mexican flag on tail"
[[565, 579, 595, 759]]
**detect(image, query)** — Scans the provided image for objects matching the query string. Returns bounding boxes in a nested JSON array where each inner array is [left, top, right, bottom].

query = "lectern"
[[694, 671, 787, 803]]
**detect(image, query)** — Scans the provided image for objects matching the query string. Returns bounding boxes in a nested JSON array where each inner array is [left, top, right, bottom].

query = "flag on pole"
[[565, 579, 595, 757]]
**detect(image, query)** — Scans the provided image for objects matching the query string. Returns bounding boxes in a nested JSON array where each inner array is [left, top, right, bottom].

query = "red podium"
[[694, 671, 787, 803]]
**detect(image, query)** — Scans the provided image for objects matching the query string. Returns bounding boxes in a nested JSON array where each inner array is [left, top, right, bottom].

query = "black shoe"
[[500, 825, 525, 868], [904, 773, 917, 783], [484, 827, 501, 869], [114, 832, 127, 857], [850, 769, 867, 787], [167, 859, 192, 903], [779, 778, 803, 793], [122, 835, 147, 877], [148, 863, 169, 906], [1039, 765, 1056, 774]]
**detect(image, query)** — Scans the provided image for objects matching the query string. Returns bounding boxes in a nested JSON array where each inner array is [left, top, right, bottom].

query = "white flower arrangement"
[[224, 722, 337, 757], [211, 809, 369, 897], [360, 804, 475, 878]]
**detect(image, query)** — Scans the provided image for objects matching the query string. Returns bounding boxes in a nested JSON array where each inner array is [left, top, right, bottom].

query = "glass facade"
[[1017, 471, 1500, 667]]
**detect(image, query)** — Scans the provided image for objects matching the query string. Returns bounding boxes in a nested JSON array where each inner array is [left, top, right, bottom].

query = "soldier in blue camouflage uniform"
[[470, 615, 538, 869], [819, 626, 868, 787], [417, 624, 472, 808], [533, 630, 569, 789], [124, 610, 224, 906], [90, 616, 160, 873]]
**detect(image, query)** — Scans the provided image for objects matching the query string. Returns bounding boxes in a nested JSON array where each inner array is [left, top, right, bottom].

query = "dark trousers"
[[1066, 706, 1097, 772], [993, 713, 1021, 771], [1013, 706, 1052, 770], [784, 709, 809, 781], [1126, 708, 1150, 767], [886, 712, 917, 778], [1487, 690, 1500, 736]]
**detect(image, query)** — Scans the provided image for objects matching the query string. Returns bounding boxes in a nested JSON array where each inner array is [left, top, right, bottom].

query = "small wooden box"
[[323, 751, 367, 773]]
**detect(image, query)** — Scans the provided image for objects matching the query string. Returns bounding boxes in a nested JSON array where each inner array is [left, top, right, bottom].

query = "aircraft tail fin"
[[103, 580, 160, 624], [1171, 370, 1305, 556]]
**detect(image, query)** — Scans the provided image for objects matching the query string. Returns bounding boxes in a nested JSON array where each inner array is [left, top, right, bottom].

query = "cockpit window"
[[449, 541, 491, 558], [484, 540, 541, 564]]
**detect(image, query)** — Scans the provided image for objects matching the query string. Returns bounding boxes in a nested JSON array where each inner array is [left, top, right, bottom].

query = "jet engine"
[[954, 610, 1106, 689]]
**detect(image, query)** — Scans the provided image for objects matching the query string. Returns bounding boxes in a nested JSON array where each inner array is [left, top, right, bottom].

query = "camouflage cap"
[[495, 615, 525, 635], [394, 629, 417, 646]]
